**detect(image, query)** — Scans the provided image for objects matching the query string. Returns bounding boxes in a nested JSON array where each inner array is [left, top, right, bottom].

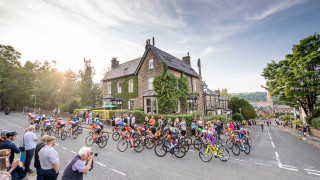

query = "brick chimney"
[[182, 52, 191, 66], [111, 57, 119, 69], [215, 89, 220, 95], [145, 39, 151, 49]]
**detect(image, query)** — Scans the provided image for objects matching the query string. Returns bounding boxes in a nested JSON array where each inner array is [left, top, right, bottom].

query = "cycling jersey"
[[238, 131, 245, 140], [43, 120, 50, 127], [205, 134, 216, 145]]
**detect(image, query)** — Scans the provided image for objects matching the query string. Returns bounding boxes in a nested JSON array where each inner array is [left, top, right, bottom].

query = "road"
[[1, 112, 320, 180]]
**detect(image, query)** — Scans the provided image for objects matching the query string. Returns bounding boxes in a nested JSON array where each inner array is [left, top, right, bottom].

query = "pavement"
[[1, 112, 320, 180]]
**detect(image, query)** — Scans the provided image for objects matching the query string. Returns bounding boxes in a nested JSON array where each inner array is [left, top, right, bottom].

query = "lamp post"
[[31, 95, 36, 112]]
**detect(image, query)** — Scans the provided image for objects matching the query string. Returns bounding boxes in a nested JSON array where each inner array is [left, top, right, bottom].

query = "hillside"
[[229, 92, 279, 103]]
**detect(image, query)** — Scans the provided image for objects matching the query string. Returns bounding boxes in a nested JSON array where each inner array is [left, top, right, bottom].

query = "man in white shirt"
[[24, 125, 39, 173], [39, 136, 59, 180]]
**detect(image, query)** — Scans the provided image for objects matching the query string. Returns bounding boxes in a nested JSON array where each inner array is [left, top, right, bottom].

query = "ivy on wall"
[[111, 76, 138, 109], [153, 63, 189, 114]]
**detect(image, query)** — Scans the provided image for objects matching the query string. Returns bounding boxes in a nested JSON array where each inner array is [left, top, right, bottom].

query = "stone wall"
[[310, 127, 320, 138]]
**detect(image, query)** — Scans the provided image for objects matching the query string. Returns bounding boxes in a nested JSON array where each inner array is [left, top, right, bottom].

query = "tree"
[[220, 88, 229, 98], [153, 63, 178, 114], [228, 97, 256, 120], [79, 58, 95, 107], [262, 33, 320, 118], [232, 113, 244, 121]]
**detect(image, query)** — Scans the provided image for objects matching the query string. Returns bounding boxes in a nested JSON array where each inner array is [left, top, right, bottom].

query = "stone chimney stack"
[[145, 39, 151, 49], [111, 57, 119, 70], [215, 89, 220, 95], [182, 52, 191, 66]]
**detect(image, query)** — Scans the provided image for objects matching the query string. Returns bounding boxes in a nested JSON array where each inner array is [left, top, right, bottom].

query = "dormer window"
[[149, 58, 154, 69]]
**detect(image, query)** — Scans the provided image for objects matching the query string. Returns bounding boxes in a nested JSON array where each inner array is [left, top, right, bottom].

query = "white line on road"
[[282, 164, 296, 169], [234, 158, 246, 162], [95, 161, 106, 167], [62, 147, 67, 150], [271, 141, 275, 148], [189, 150, 195, 152], [255, 163, 271, 167], [308, 172, 320, 176], [55, 143, 59, 146], [112, 169, 126, 176], [305, 169, 320, 173], [280, 166, 298, 171], [269, 136, 272, 140], [70, 151, 77, 154]]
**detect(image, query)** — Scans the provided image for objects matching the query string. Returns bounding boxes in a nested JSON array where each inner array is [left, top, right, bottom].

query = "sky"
[[1, 0, 320, 93]]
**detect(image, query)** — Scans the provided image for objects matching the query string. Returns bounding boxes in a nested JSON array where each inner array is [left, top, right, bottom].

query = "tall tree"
[[228, 97, 256, 120], [220, 88, 229, 98], [262, 33, 320, 118], [79, 58, 95, 107]]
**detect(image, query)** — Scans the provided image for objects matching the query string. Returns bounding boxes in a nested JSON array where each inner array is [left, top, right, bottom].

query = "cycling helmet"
[[202, 130, 207, 133], [1, 130, 9, 137], [6, 131, 18, 138], [198, 128, 202, 133], [240, 128, 244, 131], [133, 124, 137, 128], [120, 122, 126, 127]]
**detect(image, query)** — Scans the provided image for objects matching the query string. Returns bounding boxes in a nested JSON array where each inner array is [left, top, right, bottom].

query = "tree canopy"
[[262, 33, 320, 118], [228, 97, 256, 120]]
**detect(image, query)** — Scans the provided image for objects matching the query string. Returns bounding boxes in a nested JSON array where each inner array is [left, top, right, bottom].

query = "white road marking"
[[62, 147, 67, 150], [112, 169, 126, 176], [305, 169, 320, 173], [271, 141, 275, 148], [282, 164, 296, 169], [269, 136, 272, 140], [308, 172, 320, 176], [234, 158, 246, 162], [304, 165, 315, 169], [189, 150, 195, 152], [95, 161, 106, 167], [280, 166, 298, 171], [55, 143, 59, 146], [70, 151, 77, 154], [255, 163, 271, 167]]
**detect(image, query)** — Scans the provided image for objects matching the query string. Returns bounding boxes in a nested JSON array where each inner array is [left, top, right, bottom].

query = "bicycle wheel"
[[117, 140, 128, 152], [231, 144, 240, 156], [173, 144, 186, 158], [61, 131, 67, 140], [104, 132, 109, 140], [247, 138, 252, 147], [72, 131, 79, 139], [36, 124, 40, 132], [145, 138, 155, 149], [77, 126, 83, 134], [217, 145, 230, 162], [112, 132, 120, 141], [199, 147, 213, 162], [134, 139, 144, 153], [98, 137, 108, 148], [180, 140, 189, 152], [54, 130, 59, 138], [244, 143, 250, 154], [41, 130, 44, 137], [154, 143, 167, 157], [184, 137, 192, 146], [226, 138, 233, 149], [85, 136, 94, 146], [194, 139, 201, 150]]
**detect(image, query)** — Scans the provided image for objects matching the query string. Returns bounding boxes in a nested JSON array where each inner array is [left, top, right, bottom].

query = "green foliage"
[[68, 100, 80, 114], [242, 120, 247, 125], [305, 116, 313, 124], [204, 115, 227, 124], [280, 115, 294, 121], [311, 118, 320, 130], [190, 92, 200, 96], [232, 113, 244, 121], [153, 63, 178, 114], [262, 33, 320, 117], [228, 97, 256, 120], [178, 73, 189, 114], [79, 58, 95, 107], [111, 76, 138, 109]]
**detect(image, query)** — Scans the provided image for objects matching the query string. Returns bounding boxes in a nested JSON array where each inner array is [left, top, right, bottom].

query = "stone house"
[[256, 106, 275, 118], [102, 41, 201, 114]]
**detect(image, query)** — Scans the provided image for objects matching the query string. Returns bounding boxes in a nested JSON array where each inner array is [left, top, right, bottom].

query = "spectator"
[[37, 107, 42, 115], [0, 150, 21, 180], [191, 120, 197, 138], [61, 147, 95, 180], [39, 136, 59, 180], [180, 118, 187, 138], [0, 157, 11, 180], [198, 117, 203, 129], [0, 131, 20, 164], [149, 116, 155, 126], [174, 118, 180, 128], [94, 113, 100, 123], [89, 111, 93, 125], [0, 130, 9, 145], [167, 118, 172, 128], [20, 127, 30, 168], [24, 125, 39, 173], [34, 135, 48, 180], [85, 111, 89, 124], [111, 115, 115, 132], [53, 108, 57, 119], [82, 111, 86, 124], [130, 115, 135, 129], [57, 109, 61, 118], [115, 115, 121, 128], [215, 120, 223, 140]]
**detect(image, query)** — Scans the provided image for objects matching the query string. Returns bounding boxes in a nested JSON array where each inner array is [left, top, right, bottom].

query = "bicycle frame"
[[204, 144, 224, 157]]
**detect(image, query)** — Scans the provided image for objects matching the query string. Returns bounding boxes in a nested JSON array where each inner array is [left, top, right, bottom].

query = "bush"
[[68, 100, 80, 114], [204, 115, 227, 124], [232, 113, 243, 121], [280, 115, 293, 121], [305, 116, 313, 124], [311, 118, 320, 130], [92, 110, 109, 119], [242, 120, 247, 125]]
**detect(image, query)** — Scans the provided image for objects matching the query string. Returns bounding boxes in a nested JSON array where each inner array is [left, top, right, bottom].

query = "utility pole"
[[197, 58, 205, 127]]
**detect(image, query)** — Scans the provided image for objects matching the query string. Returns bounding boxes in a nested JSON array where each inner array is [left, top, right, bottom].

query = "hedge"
[[311, 118, 320, 130], [73, 109, 109, 119]]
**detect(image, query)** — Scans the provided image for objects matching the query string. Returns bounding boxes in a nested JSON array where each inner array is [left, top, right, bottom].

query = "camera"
[[90, 152, 98, 156]]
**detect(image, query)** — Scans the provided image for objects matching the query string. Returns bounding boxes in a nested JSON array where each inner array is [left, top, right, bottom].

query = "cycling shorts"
[[94, 128, 102, 134], [171, 134, 178, 139], [59, 124, 65, 128], [211, 138, 216, 146], [45, 125, 52, 131]]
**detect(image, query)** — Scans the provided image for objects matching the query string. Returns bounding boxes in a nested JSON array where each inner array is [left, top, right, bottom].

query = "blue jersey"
[[238, 131, 245, 139]]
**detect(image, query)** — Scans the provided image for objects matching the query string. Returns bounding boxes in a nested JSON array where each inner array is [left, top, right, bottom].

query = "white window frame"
[[118, 82, 122, 93], [193, 80, 197, 92], [128, 100, 134, 109], [148, 77, 154, 90], [149, 58, 154, 69], [128, 79, 133, 92], [108, 83, 111, 95]]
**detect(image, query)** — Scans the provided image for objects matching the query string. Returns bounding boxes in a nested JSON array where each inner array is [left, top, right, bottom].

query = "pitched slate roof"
[[102, 58, 141, 81], [205, 88, 219, 96], [136, 45, 199, 77], [259, 106, 272, 113], [219, 96, 228, 101]]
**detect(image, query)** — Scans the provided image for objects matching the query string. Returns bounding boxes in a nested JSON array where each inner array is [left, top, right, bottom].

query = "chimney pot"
[[182, 52, 191, 66], [111, 57, 119, 69]]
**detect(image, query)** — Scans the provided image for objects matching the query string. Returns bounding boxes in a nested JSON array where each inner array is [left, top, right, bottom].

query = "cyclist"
[[33, 115, 41, 127], [57, 118, 66, 137], [43, 119, 52, 135], [238, 128, 246, 150], [260, 123, 264, 131], [135, 125, 146, 142], [202, 130, 217, 155], [167, 127, 179, 149]]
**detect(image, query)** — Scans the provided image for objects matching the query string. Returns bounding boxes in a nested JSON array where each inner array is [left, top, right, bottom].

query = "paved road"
[[1, 112, 320, 180]]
